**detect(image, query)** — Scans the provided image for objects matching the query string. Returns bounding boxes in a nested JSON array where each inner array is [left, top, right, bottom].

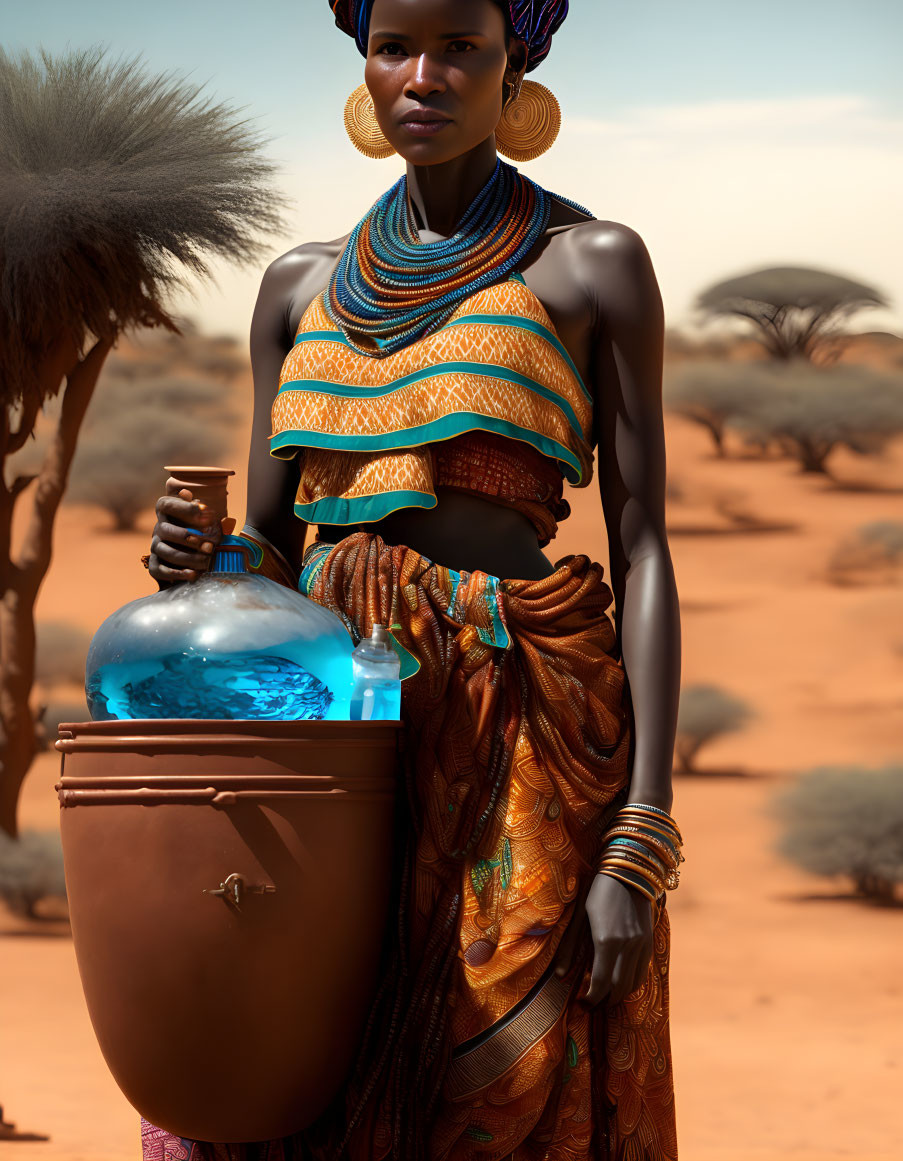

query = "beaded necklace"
[[325, 158, 592, 358]]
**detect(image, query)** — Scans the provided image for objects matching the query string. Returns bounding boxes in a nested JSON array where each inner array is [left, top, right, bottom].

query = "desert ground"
[[1, 376, 901, 1159]]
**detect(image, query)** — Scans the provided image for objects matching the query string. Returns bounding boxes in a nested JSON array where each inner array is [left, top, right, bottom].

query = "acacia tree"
[[0, 47, 288, 837], [696, 266, 888, 367], [67, 373, 242, 531]]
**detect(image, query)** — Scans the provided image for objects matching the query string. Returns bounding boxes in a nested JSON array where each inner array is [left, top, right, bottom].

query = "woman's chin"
[[393, 137, 483, 166]]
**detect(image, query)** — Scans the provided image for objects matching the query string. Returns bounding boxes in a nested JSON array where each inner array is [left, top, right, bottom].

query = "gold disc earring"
[[495, 79, 561, 162], [344, 82, 396, 159]]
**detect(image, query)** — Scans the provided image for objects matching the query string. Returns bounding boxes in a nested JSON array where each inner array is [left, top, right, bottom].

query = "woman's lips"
[[400, 118, 452, 136]]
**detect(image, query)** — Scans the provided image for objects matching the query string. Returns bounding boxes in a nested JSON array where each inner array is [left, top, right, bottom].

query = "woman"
[[145, 1, 682, 1158]]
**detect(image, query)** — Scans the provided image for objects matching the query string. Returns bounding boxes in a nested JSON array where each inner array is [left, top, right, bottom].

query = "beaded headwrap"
[[329, 0, 569, 70]]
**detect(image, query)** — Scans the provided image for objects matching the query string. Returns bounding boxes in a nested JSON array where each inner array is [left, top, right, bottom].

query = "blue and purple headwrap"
[[329, 0, 569, 71]]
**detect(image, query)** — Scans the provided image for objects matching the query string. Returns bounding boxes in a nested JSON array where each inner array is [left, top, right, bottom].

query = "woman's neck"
[[405, 138, 499, 240]]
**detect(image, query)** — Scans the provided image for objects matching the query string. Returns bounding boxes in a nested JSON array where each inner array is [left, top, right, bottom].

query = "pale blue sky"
[[5, 0, 901, 142], [4, 0, 901, 334]]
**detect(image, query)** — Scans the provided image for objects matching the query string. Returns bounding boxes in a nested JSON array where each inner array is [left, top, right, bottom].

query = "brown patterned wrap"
[[298, 531, 676, 1161]]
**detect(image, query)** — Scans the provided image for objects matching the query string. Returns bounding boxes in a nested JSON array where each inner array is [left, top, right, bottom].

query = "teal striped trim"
[[293, 489, 437, 525], [438, 314, 591, 403], [292, 315, 589, 404], [297, 542, 331, 595], [437, 567, 510, 649], [278, 362, 584, 449], [476, 574, 510, 649], [270, 416, 583, 485], [383, 632, 421, 681]]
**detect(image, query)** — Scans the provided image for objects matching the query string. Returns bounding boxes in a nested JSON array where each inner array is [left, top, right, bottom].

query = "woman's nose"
[[404, 54, 446, 100]]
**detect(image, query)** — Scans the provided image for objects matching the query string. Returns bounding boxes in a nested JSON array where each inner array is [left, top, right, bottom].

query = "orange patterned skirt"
[[297, 532, 676, 1161], [141, 530, 677, 1161]]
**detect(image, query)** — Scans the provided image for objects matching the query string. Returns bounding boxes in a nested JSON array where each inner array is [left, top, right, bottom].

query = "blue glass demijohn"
[[85, 470, 355, 722]]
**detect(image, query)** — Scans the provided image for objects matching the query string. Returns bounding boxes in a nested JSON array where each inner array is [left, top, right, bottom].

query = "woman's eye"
[[447, 40, 476, 52], [376, 42, 407, 56]]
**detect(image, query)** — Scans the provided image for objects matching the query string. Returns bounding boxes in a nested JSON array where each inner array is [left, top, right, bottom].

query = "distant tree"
[[103, 354, 175, 382], [0, 46, 288, 836], [186, 336, 247, 383], [674, 684, 754, 774], [0, 828, 67, 919], [67, 375, 241, 530], [670, 359, 903, 473], [664, 327, 733, 361], [772, 764, 903, 903], [114, 329, 248, 383], [696, 267, 888, 366]]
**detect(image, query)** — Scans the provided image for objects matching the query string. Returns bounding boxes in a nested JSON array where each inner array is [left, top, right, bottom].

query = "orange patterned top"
[[270, 272, 594, 547]]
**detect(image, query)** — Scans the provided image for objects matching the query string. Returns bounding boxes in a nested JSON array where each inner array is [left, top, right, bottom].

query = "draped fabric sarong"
[[140, 531, 677, 1161]]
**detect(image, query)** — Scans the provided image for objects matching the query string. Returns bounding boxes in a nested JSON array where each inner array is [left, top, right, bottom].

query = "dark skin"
[[149, 0, 681, 1009]]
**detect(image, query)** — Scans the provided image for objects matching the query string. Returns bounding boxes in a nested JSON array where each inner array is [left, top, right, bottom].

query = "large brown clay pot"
[[55, 718, 403, 1143]]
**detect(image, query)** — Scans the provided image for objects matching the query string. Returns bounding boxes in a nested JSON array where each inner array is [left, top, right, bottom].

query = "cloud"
[[568, 93, 901, 142]]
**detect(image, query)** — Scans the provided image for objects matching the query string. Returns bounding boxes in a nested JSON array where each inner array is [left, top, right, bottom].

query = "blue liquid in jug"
[[87, 650, 335, 721]]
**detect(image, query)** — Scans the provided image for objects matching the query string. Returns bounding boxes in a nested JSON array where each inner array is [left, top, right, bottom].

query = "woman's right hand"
[[148, 488, 223, 586]]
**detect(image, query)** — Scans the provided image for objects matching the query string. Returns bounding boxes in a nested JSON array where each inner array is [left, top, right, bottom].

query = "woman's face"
[[364, 0, 524, 164]]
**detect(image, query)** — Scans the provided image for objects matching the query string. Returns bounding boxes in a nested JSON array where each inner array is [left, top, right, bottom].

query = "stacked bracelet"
[[596, 803, 685, 903]]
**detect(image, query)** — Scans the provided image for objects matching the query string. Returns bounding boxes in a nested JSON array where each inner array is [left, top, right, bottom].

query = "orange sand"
[[2, 410, 901, 1159]]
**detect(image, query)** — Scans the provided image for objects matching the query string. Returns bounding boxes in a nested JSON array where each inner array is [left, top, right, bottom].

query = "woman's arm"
[[147, 244, 335, 587], [243, 241, 350, 580], [586, 222, 680, 813], [243, 252, 315, 578], [553, 222, 681, 1007]]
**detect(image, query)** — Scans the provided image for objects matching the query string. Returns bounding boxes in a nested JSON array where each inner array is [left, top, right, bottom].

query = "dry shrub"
[[826, 520, 903, 586], [34, 700, 89, 751], [675, 683, 754, 773], [35, 620, 92, 687], [0, 828, 67, 919], [772, 764, 903, 903]]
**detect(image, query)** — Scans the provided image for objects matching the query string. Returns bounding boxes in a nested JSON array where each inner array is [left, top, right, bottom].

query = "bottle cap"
[[370, 624, 391, 649]]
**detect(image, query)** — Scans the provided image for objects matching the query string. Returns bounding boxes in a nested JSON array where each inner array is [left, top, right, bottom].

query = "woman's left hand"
[[554, 873, 655, 1007]]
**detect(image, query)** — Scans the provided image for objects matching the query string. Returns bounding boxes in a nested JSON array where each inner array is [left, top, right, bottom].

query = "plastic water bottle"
[[350, 625, 401, 721]]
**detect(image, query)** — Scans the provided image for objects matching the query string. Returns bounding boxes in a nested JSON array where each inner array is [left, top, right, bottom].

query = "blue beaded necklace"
[[325, 158, 593, 358]]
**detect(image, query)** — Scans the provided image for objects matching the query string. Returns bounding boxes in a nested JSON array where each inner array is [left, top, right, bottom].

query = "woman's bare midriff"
[[315, 488, 559, 581]]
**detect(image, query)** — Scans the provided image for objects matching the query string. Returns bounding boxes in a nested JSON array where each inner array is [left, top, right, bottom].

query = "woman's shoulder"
[[547, 197, 650, 262], [546, 200, 659, 319], [258, 236, 351, 339]]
